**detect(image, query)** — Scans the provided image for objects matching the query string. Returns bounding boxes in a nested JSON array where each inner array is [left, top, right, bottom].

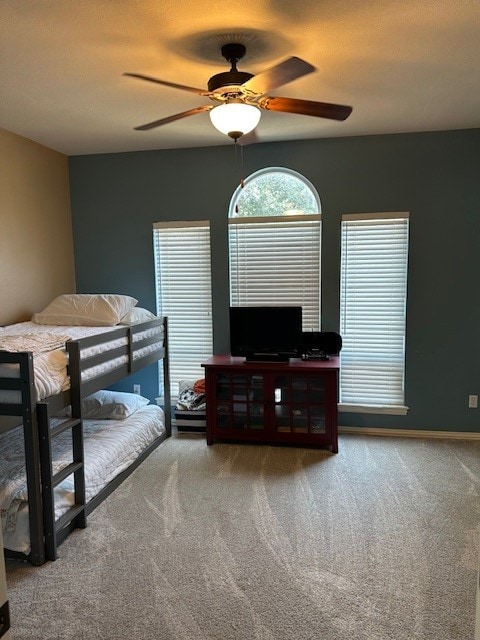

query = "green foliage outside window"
[[233, 171, 319, 217]]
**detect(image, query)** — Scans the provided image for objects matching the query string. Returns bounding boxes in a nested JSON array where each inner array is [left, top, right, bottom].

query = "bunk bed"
[[0, 295, 171, 565]]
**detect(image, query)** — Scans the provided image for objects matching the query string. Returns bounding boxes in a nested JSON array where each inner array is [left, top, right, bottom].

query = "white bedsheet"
[[0, 321, 164, 402], [0, 403, 165, 554]]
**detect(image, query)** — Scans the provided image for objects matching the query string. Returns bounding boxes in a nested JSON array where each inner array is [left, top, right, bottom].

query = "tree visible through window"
[[233, 170, 319, 217]]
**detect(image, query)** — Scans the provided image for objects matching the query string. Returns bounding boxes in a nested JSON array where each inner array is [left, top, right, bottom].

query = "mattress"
[[0, 403, 165, 554], [0, 321, 164, 403]]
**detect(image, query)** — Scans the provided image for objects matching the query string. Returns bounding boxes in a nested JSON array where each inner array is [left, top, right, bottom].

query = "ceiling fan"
[[124, 43, 352, 140]]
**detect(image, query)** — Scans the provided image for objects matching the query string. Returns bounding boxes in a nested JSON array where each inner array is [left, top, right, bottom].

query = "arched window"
[[229, 167, 322, 331]]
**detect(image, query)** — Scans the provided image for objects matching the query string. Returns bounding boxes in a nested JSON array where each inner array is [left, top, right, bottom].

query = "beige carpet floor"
[[5, 433, 480, 640]]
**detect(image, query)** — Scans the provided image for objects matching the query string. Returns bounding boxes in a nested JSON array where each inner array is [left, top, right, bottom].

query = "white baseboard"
[[339, 426, 480, 440]]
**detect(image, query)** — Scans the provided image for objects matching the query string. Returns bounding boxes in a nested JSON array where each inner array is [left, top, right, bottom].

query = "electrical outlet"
[[468, 394, 478, 409], [133, 384, 141, 395]]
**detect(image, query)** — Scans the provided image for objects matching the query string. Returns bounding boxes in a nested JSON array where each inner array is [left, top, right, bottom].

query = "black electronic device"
[[302, 331, 342, 361], [229, 306, 303, 362]]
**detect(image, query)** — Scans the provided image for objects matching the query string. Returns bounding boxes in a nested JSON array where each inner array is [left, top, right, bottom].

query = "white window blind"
[[229, 214, 322, 330], [153, 221, 212, 399], [340, 213, 409, 413]]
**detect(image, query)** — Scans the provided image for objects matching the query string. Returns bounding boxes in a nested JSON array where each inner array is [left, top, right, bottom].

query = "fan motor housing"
[[208, 71, 253, 93]]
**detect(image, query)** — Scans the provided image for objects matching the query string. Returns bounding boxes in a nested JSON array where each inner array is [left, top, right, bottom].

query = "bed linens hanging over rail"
[[0, 295, 171, 565], [0, 321, 165, 404], [1, 402, 166, 555]]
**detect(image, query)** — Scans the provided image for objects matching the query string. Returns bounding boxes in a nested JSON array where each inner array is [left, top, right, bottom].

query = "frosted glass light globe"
[[210, 103, 261, 139]]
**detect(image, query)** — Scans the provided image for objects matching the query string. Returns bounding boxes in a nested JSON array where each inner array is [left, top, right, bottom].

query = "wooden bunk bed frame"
[[0, 317, 171, 565]]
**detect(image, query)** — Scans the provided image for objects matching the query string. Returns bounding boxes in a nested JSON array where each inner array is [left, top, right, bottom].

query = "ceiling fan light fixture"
[[209, 102, 261, 139]]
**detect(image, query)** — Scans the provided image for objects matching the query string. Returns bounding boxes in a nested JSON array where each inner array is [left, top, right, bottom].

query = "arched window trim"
[[228, 166, 321, 218]]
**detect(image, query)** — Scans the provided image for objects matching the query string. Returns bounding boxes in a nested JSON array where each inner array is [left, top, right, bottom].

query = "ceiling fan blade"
[[134, 105, 213, 131], [259, 96, 352, 121], [124, 72, 208, 96], [242, 57, 316, 96]]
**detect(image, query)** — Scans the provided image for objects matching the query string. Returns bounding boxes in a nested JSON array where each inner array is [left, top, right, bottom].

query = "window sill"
[[338, 403, 409, 416]]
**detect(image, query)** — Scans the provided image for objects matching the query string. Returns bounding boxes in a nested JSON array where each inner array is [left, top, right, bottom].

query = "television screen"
[[229, 306, 303, 362]]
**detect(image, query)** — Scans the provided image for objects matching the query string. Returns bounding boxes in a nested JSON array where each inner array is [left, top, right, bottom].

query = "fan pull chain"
[[233, 138, 246, 216]]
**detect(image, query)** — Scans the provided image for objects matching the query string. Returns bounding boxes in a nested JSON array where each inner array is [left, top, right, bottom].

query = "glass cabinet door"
[[215, 373, 265, 433], [273, 374, 327, 435]]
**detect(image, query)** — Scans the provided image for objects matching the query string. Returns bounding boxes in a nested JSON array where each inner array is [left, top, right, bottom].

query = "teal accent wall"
[[68, 128, 480, 432]]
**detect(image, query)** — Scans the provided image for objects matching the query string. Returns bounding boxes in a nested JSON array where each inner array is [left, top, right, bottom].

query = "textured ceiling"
[[1, 0, 479, 155]]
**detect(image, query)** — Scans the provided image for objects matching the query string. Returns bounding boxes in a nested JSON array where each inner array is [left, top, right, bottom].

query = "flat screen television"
[[229, 306, 303, 362]]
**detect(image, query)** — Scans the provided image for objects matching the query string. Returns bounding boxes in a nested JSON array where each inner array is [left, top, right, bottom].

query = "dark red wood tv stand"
[[201, 356, 339, 452]]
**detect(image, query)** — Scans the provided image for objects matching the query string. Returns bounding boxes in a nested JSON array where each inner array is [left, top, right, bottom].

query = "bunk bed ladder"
[[163, 317, 172, 436], [38, 402, 87, 561], [0, 352, 46, 565]]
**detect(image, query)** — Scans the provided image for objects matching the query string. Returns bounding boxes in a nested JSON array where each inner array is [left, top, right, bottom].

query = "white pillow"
[[32, 294, 138, 327], [77, 390, 150, 420], [119, 307, 157, 325]]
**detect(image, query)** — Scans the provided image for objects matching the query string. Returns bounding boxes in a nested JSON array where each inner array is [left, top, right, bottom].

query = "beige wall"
[[0, 131, 75, 624], [0, 129, 75, 325]]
